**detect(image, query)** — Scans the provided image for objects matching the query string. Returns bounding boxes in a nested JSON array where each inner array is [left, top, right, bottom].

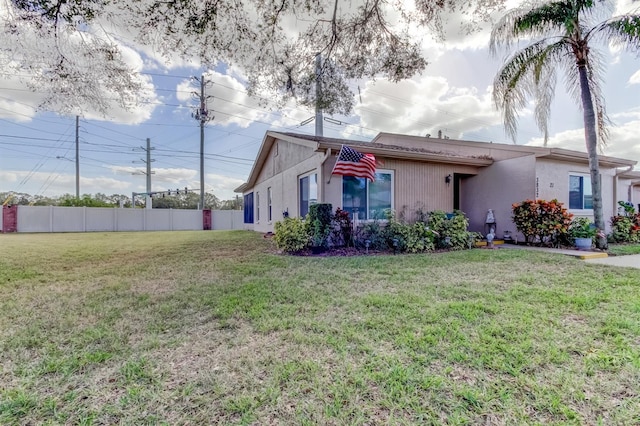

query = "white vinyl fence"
[[5, 206, 243, 233]]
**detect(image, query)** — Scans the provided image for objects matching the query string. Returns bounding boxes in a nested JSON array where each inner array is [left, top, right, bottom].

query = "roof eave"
[[317, 142, 493, 166], [546, 148, 637, 168]]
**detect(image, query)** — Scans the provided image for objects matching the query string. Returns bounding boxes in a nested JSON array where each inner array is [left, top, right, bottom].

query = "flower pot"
[[574, 237, 592, 250]]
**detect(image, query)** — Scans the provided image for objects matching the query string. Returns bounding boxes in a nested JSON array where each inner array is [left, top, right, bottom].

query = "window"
[[256, 192, 260, 222], [569, 174, 593, 210], [299, 173, 318, 217], [342, 170, 393, 220], [243, 193, 254, 224], [267, 187, 272, 221]]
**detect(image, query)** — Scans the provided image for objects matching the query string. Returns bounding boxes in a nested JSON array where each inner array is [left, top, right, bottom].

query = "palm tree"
[[491, 0, 640, 249]]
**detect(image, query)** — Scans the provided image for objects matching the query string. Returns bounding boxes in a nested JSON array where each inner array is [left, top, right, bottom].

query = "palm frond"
[[591, 12, 640, 53], [490, 1, 573, 54], [493, 39, 570, 142]]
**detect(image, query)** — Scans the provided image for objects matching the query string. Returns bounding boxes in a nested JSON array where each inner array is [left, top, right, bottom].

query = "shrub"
[[610, 213, 640, 243], [274, 217, 309, 253], [512, 199, 572, 246], [355, 219, 387, 250], [427, 210, 473, 250], [308, 203, 332, 247], [331, 208, 354, 247]]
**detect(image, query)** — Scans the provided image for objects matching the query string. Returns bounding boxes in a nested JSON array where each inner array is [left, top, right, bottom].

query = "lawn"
[[1, 231, 639, 425]]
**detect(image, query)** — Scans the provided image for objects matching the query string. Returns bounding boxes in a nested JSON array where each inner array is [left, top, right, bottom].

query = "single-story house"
[[235, 131, 639, 238]]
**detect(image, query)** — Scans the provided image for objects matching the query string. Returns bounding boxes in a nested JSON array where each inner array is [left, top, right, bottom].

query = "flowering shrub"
[[610, 213, 640, 243], [512, 199, 573, 245]]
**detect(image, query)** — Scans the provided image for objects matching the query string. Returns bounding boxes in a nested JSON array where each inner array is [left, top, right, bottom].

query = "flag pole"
[[327, 145, 344, 184]]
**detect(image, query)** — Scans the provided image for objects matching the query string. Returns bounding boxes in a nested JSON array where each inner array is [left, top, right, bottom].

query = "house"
[[235, 131, 638, 237]]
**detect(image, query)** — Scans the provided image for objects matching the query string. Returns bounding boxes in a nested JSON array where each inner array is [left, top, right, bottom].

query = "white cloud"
[[205, 173, 246, 199], [629, 69, 640, 85], [526, 114, 640, 170], [0, 170, 132, 195], [108, 165, 197, 186], [354, 76, 502, 138], [175, 71, 275, 128]]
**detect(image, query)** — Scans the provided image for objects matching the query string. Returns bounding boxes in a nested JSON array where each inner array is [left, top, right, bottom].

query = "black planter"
[[311, 246, 326, 254]]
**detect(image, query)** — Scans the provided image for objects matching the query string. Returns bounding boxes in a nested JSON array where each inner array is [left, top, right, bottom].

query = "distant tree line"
[[1, 192, 243, 210]]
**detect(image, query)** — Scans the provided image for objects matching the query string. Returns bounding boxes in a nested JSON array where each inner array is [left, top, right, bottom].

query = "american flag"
[[331, 145, 376, 181]]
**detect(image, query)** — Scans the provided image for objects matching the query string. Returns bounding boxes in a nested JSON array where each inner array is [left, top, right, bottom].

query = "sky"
[[1, 0, 639, 202]]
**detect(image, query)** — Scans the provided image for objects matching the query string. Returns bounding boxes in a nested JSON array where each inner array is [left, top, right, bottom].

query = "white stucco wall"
[[461, 155, 536, 236], [535, 159, 618, 230]]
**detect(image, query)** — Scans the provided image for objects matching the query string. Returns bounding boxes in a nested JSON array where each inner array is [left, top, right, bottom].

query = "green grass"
[[608, 243, 640, 256], [1, 231, 639, 425]]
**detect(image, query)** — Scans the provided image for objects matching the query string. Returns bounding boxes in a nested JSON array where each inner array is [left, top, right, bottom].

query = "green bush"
[[427, 210, 474, 250], [355, 220, 387, 250], [308, 203, 332, 247], [274, 217, 309, 253]]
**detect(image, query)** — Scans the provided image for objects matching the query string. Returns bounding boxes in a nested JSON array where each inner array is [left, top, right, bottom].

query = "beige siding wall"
[[249, 140, 323, 233], [535, 159, 618, 229], [321, 155, 479, 221], [461, 155, 536, 236]]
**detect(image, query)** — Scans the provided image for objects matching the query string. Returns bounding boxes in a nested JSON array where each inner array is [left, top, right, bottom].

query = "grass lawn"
[[608, 243, 640, 256], [1, 231, 639, 425]]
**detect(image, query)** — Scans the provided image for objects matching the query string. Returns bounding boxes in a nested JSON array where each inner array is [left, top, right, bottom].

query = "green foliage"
[[569, 217, 597, 239], [308, 204, 332, 247], [512, 199, 572, 246], [618, 201, 636, 216], [610, 214, 640, 243], [404, 222, 436, 253], [274, 217, 309, 253], [59, 194, 115, 207], [355, 220, 387, 251], [366, 209, 473, 253], [427, 210, 474, 250]]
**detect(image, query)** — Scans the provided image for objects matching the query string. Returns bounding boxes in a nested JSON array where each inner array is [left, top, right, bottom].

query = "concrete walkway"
[[498, 244, 640, 269], [583, 254, 640, 269]]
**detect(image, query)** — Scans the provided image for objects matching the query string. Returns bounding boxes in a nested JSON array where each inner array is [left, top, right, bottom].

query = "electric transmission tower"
[[192, 75, 214, 210]]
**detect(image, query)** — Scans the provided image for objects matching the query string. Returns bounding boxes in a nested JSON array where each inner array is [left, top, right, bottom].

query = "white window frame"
[[256, 191, 260, 222], [568, 173, 593, 212], [299, 171, 318, 217], [342, 169, 394, 221]]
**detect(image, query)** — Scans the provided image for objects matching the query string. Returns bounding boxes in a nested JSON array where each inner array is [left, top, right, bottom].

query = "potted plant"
[[569, 217, 597, 250]]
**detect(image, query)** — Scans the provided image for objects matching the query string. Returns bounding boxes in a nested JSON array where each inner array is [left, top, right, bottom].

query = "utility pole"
[[315, 53, 323, 137], [75, 115, 80, 199], [192, 74, 214, 210], [132, 139, 155, 209], [145, 138, 152, 194]]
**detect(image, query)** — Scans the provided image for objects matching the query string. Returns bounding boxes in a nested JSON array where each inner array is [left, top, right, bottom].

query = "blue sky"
[[1, 1, 640, 201]]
